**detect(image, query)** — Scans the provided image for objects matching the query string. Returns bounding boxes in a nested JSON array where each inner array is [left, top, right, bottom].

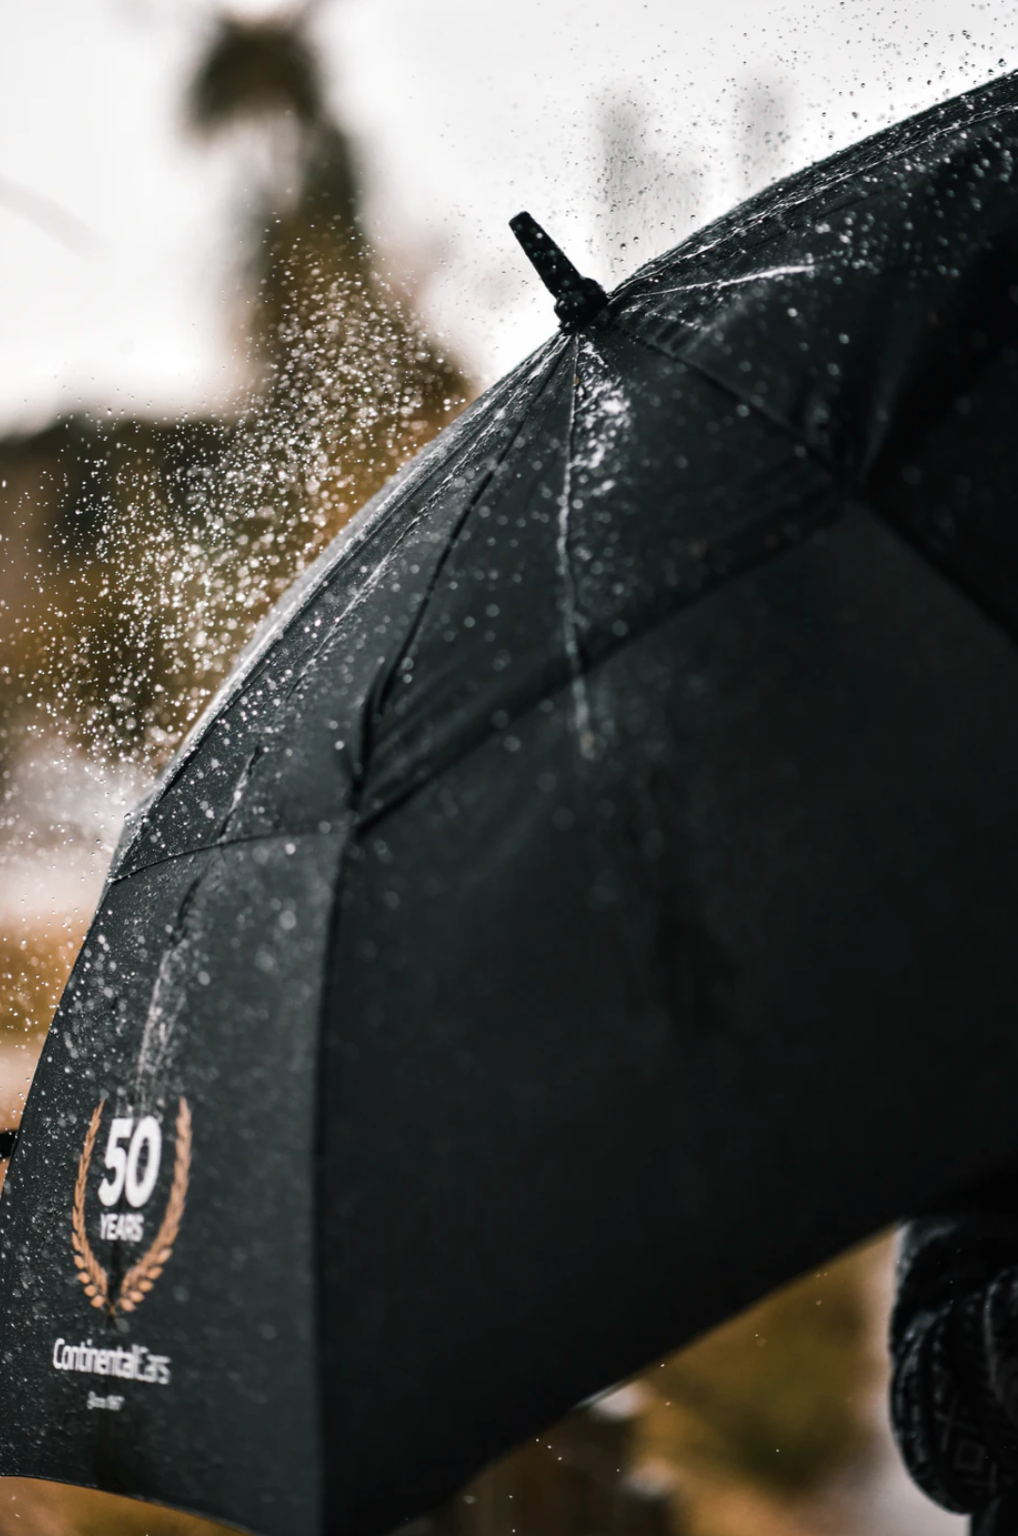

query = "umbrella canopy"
[[4, 66, 1018, 1536]]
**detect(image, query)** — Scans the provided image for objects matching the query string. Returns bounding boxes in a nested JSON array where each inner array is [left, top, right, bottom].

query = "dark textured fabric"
[[891, 1180, 1018, 1534]]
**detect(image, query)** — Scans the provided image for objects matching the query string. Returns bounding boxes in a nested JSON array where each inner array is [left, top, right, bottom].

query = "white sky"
[[0, 0, 1015, 428]]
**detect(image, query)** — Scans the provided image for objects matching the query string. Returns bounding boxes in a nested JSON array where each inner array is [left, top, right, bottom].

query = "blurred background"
[[0, 0, 1008, 1529]]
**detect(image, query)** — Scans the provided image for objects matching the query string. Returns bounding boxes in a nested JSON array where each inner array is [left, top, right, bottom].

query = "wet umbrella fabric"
[[4, 68, 1018, 1536]]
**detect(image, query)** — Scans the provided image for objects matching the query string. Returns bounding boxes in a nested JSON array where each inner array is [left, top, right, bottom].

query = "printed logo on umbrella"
[[71, 1097, 191, 1317]]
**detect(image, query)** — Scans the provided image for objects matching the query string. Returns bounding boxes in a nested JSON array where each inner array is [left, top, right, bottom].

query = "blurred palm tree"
[[172, 6, 469, 726], [0, 5, 469, 765]]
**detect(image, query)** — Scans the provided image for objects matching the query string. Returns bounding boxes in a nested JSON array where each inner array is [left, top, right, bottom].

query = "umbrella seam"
[[106, 826, 345, 883], [615, 307, 1018, 663], [610, 315, 844, 482], [354, 342, 573, 765], [557, 334, 596, 762]]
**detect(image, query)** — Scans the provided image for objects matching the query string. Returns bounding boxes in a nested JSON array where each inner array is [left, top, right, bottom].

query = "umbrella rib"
[[360, 343, 572, 752], [611, 315, 840, 477], [107, 824, 358, 884], [556, 334, 596, 762], [641, 262, 815, 299]]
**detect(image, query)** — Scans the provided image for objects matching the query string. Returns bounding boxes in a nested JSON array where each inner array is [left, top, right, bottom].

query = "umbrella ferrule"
[[510, 211, 608, 330]]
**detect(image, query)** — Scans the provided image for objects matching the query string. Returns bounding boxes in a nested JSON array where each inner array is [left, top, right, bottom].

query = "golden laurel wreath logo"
[[72, 1097, 191, 1316]]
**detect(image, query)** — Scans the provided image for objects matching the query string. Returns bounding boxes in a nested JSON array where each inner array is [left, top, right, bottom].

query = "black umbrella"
[[4, 66, 1018, 1536]]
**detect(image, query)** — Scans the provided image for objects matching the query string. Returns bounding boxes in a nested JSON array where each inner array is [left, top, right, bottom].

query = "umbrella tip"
[[510, 211, 608, 331]]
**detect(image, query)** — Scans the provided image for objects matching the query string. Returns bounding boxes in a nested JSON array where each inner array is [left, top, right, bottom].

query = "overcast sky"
[[0, 0, 1015, 430]]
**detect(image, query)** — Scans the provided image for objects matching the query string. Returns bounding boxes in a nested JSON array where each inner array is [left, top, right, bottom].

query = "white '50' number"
[[98, 1117, 162, 1209]]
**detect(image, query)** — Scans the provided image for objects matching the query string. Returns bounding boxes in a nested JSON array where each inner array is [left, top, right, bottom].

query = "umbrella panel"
[[0, 833, 342, 1536], [322, 502, 1018, 1532]]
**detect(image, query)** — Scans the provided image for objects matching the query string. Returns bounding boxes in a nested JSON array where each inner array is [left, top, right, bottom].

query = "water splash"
[[0, 250, 468, 1111]]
